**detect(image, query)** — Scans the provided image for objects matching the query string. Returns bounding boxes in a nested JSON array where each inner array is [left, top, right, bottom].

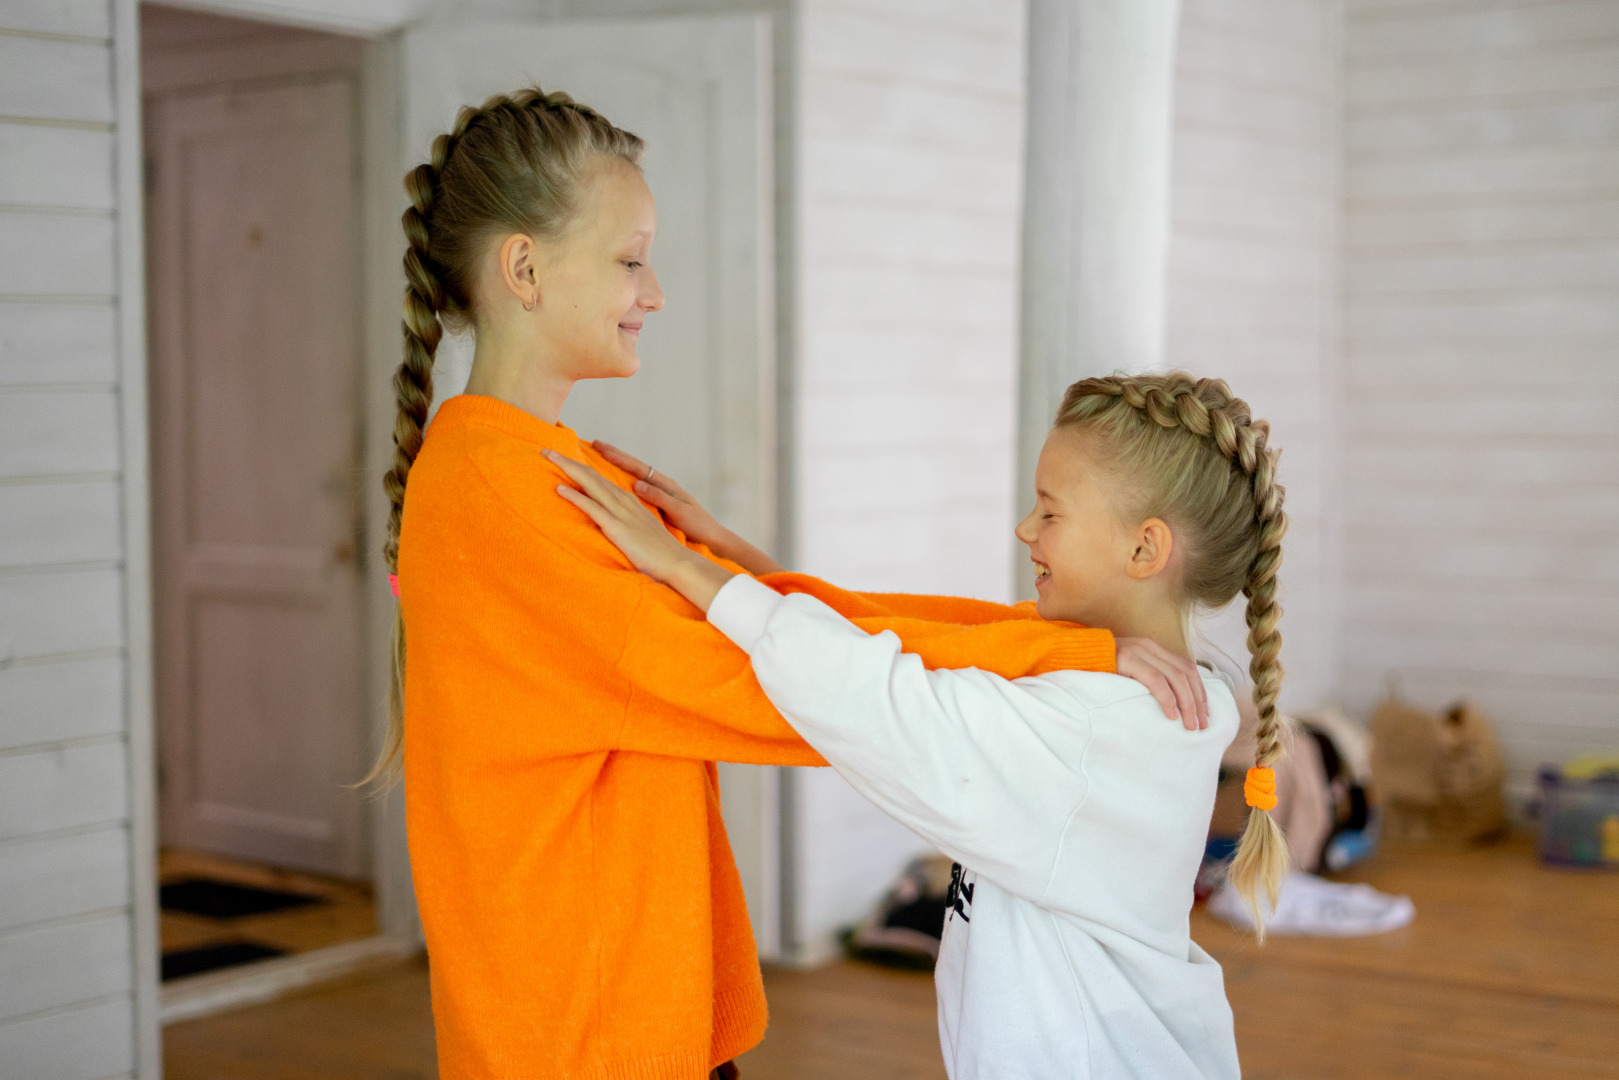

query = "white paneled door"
[[147, 76, 369, 878], [402, 14, 780, 953]]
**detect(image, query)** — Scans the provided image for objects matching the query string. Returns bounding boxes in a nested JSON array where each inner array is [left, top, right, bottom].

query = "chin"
[[580, 354, 640, 381]]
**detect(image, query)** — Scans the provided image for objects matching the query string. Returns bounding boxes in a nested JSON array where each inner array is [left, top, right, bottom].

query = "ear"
[[497, 233, 540, 307], [1125, 517, 1175, 581]]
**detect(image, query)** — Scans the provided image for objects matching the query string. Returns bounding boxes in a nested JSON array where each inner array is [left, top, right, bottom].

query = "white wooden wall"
[[1343, 1, 1619, 790], [789, 0, 1028, 960], [1164, 0, 1343, 712], [0, 1, 159, 1076]]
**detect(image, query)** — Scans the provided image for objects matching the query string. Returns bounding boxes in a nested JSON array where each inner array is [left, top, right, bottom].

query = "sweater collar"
[[431, 393, 583, 453]]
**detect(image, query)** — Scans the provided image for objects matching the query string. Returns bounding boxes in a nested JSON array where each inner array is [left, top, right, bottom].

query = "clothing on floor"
[[398, 395, 1120, 1080], [1206, 872, 1415, 937], [709, 574, 1243, 1080]]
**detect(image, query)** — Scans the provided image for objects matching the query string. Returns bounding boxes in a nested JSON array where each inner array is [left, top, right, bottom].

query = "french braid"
[[364, 89, 643, 787], [1056, 373, 1289, 934]]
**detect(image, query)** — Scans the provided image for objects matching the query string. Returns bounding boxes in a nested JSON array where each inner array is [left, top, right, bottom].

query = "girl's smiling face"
[[489, 156, 664, 384], [1015, 428, 1170, 628], [538, 159, 664, 380]]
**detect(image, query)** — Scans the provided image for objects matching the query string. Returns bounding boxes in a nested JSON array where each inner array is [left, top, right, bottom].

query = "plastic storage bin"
[[1537, 764, 1619, 868]]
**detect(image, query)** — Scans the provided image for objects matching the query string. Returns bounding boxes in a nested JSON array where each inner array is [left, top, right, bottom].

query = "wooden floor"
[[163, 834, 1619, 1079], [160, 849, 376, 961]]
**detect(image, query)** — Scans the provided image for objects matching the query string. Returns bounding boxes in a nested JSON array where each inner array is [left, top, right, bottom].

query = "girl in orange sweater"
[[377, 87, 1208, 1080]]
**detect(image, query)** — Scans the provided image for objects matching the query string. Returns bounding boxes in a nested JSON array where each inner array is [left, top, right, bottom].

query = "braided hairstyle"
[[1055, 372, 1289, 933], [364, 88, 643, 788]]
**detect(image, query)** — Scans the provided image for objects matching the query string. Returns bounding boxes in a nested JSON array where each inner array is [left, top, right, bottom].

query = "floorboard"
[[161, 833, 1619, 1079]]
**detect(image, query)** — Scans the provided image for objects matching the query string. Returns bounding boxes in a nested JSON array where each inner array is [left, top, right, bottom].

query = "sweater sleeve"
[[708, 575, 1096, 901], [758, 572, 1114, 674], [465, 439, 1113, 765]]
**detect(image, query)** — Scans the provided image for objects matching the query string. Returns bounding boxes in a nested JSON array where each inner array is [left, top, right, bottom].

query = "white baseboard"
[[160, 933, 421, 1026]]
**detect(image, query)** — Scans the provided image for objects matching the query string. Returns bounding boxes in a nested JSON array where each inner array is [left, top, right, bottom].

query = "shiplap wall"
[[1166, 0, 1342, 712], [789, 0, 1027, 958], [1343, 1, 1619, 789], [0, 1, 156, 1076]]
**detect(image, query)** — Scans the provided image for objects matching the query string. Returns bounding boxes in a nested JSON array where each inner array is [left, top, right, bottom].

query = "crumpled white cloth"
[[1208, 871, 1416, 936]]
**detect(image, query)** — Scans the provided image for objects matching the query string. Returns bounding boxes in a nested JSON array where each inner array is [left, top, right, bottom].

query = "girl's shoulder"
[[1027, 665, 1241, 741]]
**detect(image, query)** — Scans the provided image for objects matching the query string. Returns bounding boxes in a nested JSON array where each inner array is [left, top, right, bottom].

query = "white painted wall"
[[1342, 1, 1619, 791], [0, 1, 160, 1076], [1164, 0, 1343, 711], [788, 0, 1028, 959]]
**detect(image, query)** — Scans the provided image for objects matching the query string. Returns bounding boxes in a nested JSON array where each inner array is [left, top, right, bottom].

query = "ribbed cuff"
[[710, 981, 769, 1067], [1031, 629, 1117, 675], [707, 574, 783, 654]]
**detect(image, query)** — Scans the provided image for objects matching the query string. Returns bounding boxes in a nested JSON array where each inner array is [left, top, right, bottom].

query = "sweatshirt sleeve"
[[707, 574, 1103, 902]]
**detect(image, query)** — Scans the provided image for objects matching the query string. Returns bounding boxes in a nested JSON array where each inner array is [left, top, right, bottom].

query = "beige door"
[[147, 76, 368, 879]]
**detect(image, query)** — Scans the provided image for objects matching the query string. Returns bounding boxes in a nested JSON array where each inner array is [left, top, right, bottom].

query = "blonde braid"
[[1057, 373, 1289, 934], [362, 88, 643, 789]]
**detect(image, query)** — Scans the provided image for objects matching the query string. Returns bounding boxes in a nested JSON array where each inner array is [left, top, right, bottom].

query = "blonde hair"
[[362, 88, 644, 788], [1055, 372, 1289, 935]]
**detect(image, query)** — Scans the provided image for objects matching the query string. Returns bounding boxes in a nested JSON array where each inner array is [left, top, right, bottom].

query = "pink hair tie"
[[388, 574, 400, 598]]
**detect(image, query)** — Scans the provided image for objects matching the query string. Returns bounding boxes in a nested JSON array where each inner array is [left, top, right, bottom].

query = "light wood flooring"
[[160, 849, 376, 960], [163, 833, 1619, 1079]]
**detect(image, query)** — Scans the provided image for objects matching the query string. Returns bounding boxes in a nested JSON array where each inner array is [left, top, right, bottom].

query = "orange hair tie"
[[1244, 767, 1277, 811]]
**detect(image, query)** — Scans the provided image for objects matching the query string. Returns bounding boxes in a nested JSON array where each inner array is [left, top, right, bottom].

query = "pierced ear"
[[1126, 518, 1175, 581], [498, 233, 540, 309]]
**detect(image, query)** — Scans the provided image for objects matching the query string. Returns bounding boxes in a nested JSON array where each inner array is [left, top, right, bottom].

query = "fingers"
[[544, 449, 622, 505], [591, 440, 647, 478], [1116, 638, 1208, 731], [1140, 665, 1182, 726], [554, 482, 612, 529], [634, 480, 675, 511], [594, 439, 689, 499], [1166, 659, 1206, 732]]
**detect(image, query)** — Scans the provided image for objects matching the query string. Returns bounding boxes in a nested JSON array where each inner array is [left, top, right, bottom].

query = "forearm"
[[700, 529, 785, 577], [666, 547, 739, 613]]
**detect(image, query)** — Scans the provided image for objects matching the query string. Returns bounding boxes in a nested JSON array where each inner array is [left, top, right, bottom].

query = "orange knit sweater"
[[398, 395, 1117, 1080]]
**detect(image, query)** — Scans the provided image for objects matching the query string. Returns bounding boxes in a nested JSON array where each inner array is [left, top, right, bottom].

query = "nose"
[[641, 267, 665, 313], [1014, 507, 1038, 545]]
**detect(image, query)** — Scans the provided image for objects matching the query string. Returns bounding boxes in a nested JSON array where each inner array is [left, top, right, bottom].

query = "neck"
[[464, 322, 574, 425], [1105, 596, 1192, 659]]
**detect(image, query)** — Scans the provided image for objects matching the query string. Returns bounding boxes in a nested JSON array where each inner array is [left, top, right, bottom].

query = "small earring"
[[522, 295, 536, 312]]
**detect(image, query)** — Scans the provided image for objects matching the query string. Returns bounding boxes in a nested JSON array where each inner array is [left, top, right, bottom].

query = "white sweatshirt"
[[708, 575, 1243, 1080]]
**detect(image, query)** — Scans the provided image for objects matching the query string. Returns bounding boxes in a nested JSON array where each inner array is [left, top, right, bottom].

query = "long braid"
[[362, 88, 644, 789], [1057, 373, 1289, 935]]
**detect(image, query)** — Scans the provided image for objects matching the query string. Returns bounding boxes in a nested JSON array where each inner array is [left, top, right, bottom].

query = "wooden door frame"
[[122, 3, 422, 1044]]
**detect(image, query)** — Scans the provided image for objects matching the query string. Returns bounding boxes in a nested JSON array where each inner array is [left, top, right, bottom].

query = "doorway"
[[141, 3, 375, 986]]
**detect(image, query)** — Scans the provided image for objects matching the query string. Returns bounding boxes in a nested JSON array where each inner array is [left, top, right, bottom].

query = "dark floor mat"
[[161, 941, 287, 981], [161, 877, 326, 919]]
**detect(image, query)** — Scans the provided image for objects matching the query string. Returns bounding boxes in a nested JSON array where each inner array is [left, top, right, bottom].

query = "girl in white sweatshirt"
[[548, 372, 1289, 1079]]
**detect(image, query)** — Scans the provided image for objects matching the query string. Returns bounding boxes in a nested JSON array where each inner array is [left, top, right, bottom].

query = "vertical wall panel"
[[790, 0, 1027, 960], [1164, 0, 1342, 713], [0, 914, 134, 1023], [0, 826, 130, 933], [0, 657, 125, 751], [1343, 0, 1619, 791], [0, 7, 150, 1072], [0, 995, 135, 1080]]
